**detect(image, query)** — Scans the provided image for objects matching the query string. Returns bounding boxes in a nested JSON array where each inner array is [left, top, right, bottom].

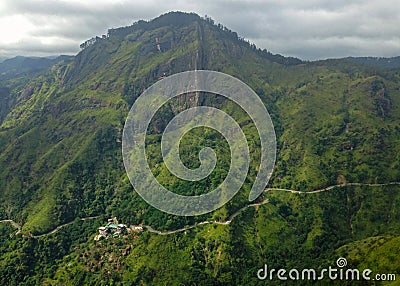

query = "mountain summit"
[[66, 12, 301, 85]]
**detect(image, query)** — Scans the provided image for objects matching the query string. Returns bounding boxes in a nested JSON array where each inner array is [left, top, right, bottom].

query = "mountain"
[[0, 55, 73, 80], [0, 11, 400, 285], [345, 56, 400, 70]]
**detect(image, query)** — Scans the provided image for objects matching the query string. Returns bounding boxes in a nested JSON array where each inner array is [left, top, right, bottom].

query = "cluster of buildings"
[[94, 217, 143, 241]]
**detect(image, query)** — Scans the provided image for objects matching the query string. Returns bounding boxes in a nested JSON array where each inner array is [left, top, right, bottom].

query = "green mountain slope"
[[346, 56, 400, 70], [0, 11, 399, 285]]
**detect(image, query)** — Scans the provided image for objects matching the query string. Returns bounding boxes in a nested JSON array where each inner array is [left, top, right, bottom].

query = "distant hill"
[[0, 55, 73, 80], [345, 56, 400, 69]]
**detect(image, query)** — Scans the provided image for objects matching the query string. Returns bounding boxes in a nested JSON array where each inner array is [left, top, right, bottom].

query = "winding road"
[[0, 216, 100, 238], [1, 182, 399, 237], [32, 216, 100, 238], [144, 196, 269, 235]]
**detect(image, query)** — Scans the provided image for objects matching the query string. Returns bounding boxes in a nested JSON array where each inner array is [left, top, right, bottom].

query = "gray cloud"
[[0, 0, 399, 60]]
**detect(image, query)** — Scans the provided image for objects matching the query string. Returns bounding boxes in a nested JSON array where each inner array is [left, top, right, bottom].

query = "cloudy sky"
[[0, 0, 399, 60]]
